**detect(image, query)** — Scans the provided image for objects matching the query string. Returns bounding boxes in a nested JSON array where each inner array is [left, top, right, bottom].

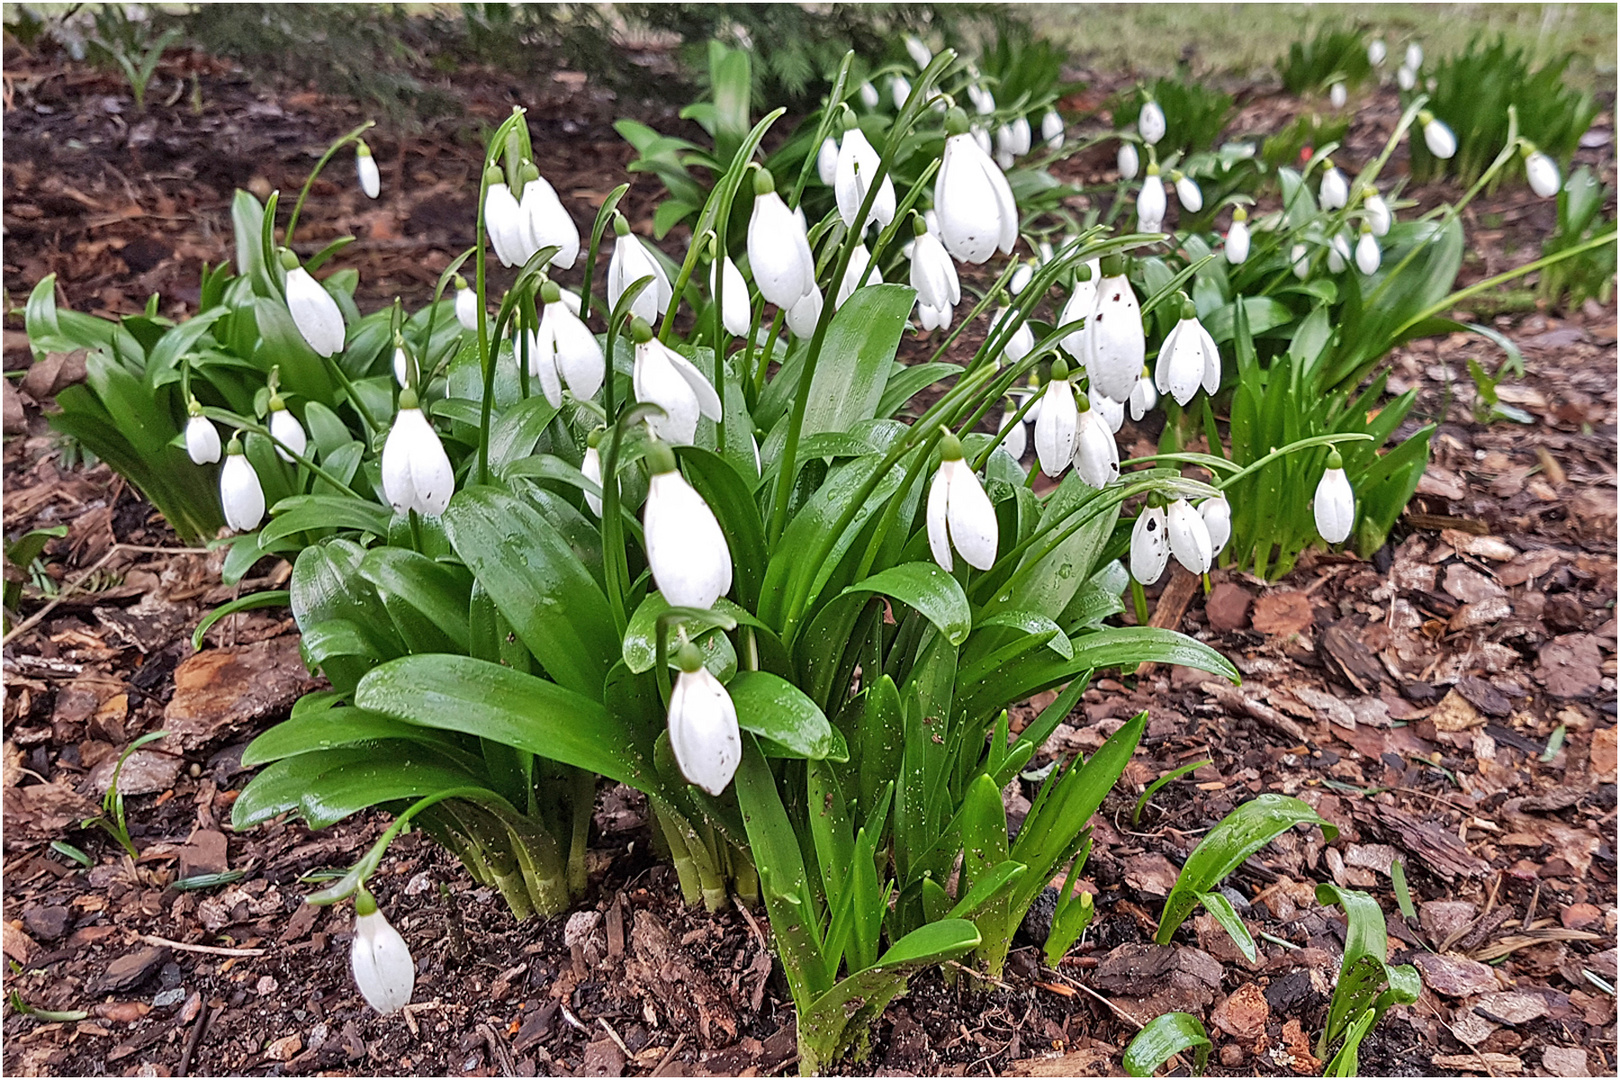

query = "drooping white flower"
[[667, 647, 741, 796], [350, 895, 414, 1015], [996, 124, 1017, 170], [532, 283, 605, 406], [972, 125, 993, 156], [1174, 171, 1203, 213], [1200, 495, 1231, 556], [710, 256, 752, 336], [817, 137, 839, 186], [1420, 112, 1457, 159], [905, 35, 933, 69], [268, 398, 307, 463], [1041, 109, 1065, 151], [1073, 401, 1120, 488], [644, 444, 733, 608], [1319, 163, 1349, 210], [787, 285, 824, 338], [185, 407, 220, 465], [1396, 64, 1417, 92], [1355, 226, 1382, 275], [519, 172, 580, 270], [1328, 231, 1352, 274], [1118, 141, 1140, 180], [835, 126, 896, 230], [1084, 257, 1145, 402], [1404, 42, 1423, 70], [454, 277, 479, 332], [997, 402, 1028, 464], [1290, 243, 1311, 280], [746, 171, 817, 309], [1362, 188, 1392, 236], [1154, 301, 1220, 406], [356, 141, 380, 199], [1130, 505, 1169, 584], [1033, 362, 1079, 478], [967, 82, 997, 117], [393, 344, 412, 388], [581, 438, 603, 517], [1090, 388, 1125, 434], [837, 244, 882, 309], [1314, 450, 1355, 543], [219, 440, 265, 532], [1010, 261, 1034, 295], [989, 307, 1034, 366], [859, 80, 880, 109], [1128, 369, 1158, 421], [1137, 100, 1166, 146], [935, 117, 1020, 264], [1368, 39, 1387, 66], [1525, 150, 1561, 198], [607, 224, 674, 324], [1005, 115, 1033, 157], [918, 301, 952, 333], [1058, 260, 1100, 361], [381, 390, 455, 517], [1329, 81, 1347, 110], [909, 225, 961, 324], [1166, 498, 1213, 575], [632, 323, 723, 446], [926, 436, 998, 572], [1226, 208, 1251, 265], [1137, 165, 1167, 233], [483, 177, 528, 268], [891, 74, 912, 112], [284, 264, 346, 357]]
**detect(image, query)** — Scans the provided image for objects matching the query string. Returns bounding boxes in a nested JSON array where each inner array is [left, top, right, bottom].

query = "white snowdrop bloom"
[[1154, 301, 1220, 406], [1038, 239, 1055, 264], [392, 345, 412, 388], [859, 80, 880, 109], [1130, 505, 1169, 584], [219, 440, 265, 532], [1042, 109, 1065, 150], [1397, 64, 1417, 92], [580, 439, 603, 517], [835, 126, 896, 230], [1200, 495, 1232, 556], [1118, 141, 1140, 180], [1009, 116, 1033, 156], [1128, 369, 1158, 421], [483, 178, 528, 268], [891, 74, 912, 112], [972, 125, 993, 156], [1056, 261, 1098, 361], [1084, 257, 1145, 403], [967, 82, 997, 117], [381, 390, 455, 517], [1072, 403, 1120, 489], [918, 301, 952, 332], [786, 285, 824, 338], [1090, 388, 1125, 434], [997, 403, 1027, 463], [996, 125, 1017, 171], [1010, 261, 1035, 295], [667, 648, 741, 796], [632, 324, 723, 446], [1137, 166, 1167, 233], [905, 35, 933, 69], [1327, 231, 1352, 274], [350, 896, 414, 1015], [1355, 227, 1382, 275], [836, 243, 883, 309], [1226, 209, 1251, 265], [1525, 150, 1561, 198], [1363, 189, 1392, 236], [989, 307, 1034, 366], [355, 141, 380, 199], [454, 278, 479, 332], [935, 117, 1020, 264], [1137, 100, 1166, 146], [817, 136, 839, 186], [607, 225, 674, 324], [1033, 363, 1079, 478], [1314, 450, 1355, 543], [1420, 112, 1457, 159], [710, 256, 752, 336], [1368, 39, 1387, 66], [1174, 171, 1203, 213], [1329, 81, 1347, 110], [1166, 498, 1213, 575], [643, 444, 733, 609], [284, 264, 346, 357], [532, 283, 605, 406], [1290, 243, 1311, 280], [1404, 42, 1423, 70], [926, 436, 998, 572], [185, 408, 220, 465], [909, 227, 961, 323], [519, 172, 580, 270], [1319, 164, 1349, 210], [746, 172, 817, 309], [268, 399, 306, 463]]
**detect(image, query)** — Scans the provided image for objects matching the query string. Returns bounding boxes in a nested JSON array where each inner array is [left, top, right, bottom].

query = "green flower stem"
[[1208, 432, 1373, 490], [318, 352, 383, 445], [788, 53, 854, 210], [580, 184, 630, 324], [420, 246, 476, 369], [751, 310, 785, 400], [202, 410, 365, 501], [970, 382, 1044, 472], [1130, 579, 1150, 626], [517, 286, 534, 400], [284, 120, 375, 249]]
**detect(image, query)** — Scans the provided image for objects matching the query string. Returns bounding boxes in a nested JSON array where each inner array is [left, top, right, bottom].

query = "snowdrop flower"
[[219, 438, 265, 532], [282, 257, 346, 357], [1319, 162, 1349, 210], [1059, 262, 1098, 362], [1166, 498, 1213, 575], [787, 285, 824, 337], [967, 82, 997, 117], [1042, 109, 1065, 150], [1005, 115, 1033, 157], [1327, 231, 1352, 274], [909, 220, 961, 325], [1155, 298, 1219, 406], [1173, 170, 1203, 213], [817, 137, 839, 186], [926, 434, 998, 572], [268, 395, 306, 463], [350, 891, 414, 1015], [532, 281, 605, 407], [891, 74, 912, 112], [1200, 494, 1231, 556], [989, 306, 1034, 366], [392, 341, 413, 388], [997, 401, 1028, 463], [1420, 111, 1456, 159], [1128, 368, 1158, 421], [667, 640, 741, 796], [1137, 164, 1166, 233], [836, 243, 882, 308], [381, 388, 455, 517], [747, 170, 817, 309], [1355, 225, 1382, 275], [454, 276, 479, 332], [1073, 396, 1120, 488], [1033, 359, 1079, 478], [518, 169, 580, 270], [1329, 82, 1347, 110], [935, 110, 1019, 264], [1010, 261, 1034, 295], [1314, 449, 1355, 543], [1090, 388, 1124, 434], [1397, 64, 1417, 92], [1524, 147, 1561, 198], [607, 219, 673, 324], [972, 125, 993, 156], [1225, 207, 1251, 265], [1362, 188, 1392, 236], [580, 434, 604, 517], [710, 256, 751, 336], [355, 141, 380, 199], [185, 402, 219, 465], [918, 301, 951, 333], [1084, 255, 1145, 403], [835, 126, 896, 230], [483, 171, 528, 268], [631, 320, 722, 445], [643, 441, 733, 609], [1368, 39, 1387, 66], [1404, 42, 1423, 70], [1290, 243, 1311, 280], [1130, 504, 1169, 584], [859, 80, 880, 110], [1137, 99, 1166, 146], [1118, 140, 1140, 180], [905, 35, 933, 69]]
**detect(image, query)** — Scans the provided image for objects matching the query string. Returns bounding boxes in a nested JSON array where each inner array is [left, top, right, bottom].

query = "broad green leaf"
[[727, 671, 844, 761], [1198, 890, 1257, 963], [841, 562, 971, 646], [261, 495, 392, 546], [242, 707, 478, 769], [796, 284, 914, 436], [359, 546, 473, 655], [1122, 1012, 1211, 1077], [298, 757, 488, 829]]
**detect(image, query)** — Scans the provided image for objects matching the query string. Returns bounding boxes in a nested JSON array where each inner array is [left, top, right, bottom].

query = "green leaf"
[[241, 707, 477, 769], [1197, 890, 1257, 963], [677, 446, 767, 610], [796, 284, 915, 436], [192, 590, 290, 651], [359, 546, 473, 655], [726, 671, 844, 761], [1133, 758, 1213, 824], [261, 495, 392, 546], [1122, 1012, 1212, 1077], [841, 563, 971, 647]]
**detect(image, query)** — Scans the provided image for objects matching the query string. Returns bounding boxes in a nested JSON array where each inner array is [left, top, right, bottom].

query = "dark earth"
[[3, 27, 1616, 1079]]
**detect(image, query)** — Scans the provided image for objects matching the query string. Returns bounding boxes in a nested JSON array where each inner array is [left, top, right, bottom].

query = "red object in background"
[[1300, 146, 1314, 164]]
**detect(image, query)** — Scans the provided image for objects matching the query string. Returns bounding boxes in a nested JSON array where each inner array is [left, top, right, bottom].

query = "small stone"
[[1474, 991, 1549, 1025], [256, 975, 279, 996], [23, 905, 71, 942], [267, 1034, 302, 1062], [1205, 584, 1252, 632], [1343, 843, 1398, 876], [564, 909, 601, 948], [1413, 953, 1499, 997], [1211, 982, 1269, 1038], [95, 946, 170, 994], [1541, 1047, 1588, 1077], [1430, 689, 1485, 732], [151, 988, 185, 1009]]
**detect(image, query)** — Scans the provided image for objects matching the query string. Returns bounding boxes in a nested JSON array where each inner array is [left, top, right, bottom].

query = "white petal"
[[747, 191, 815, 309], [186, 416, 221, 464], [1527, 153, 1561, 198], [220, 455, 265, 532], [1166, 498, 1213, 574], [997, 409, 1026, 463], [663, 344, 723, 421], [1073, 411, 1120, 488], [1200, 496, 1231, 556], [1176, 176, 1203, 213], [1130, 507, 1169, 584], [1226, 220, 1250, 265], [1356, 233, 1382, 275], [1314, 467, 1356, 543], [381, 416, 416, 515], [1087, 275, 1145, 402], [270, 409, 307, 463], [405, 411, 455, 517], [1060, 276, 1097, 361], [1196, 320, 1221, 396], [484, 183, 526, 268], [351, 910, 414, 1014], [357, 153, 380, 199], [455, 287, 479, 332], [668, 668, 742, 795], [926, 467, 953, 572], [944, 459, 998, 571], [520, 176, 580, 269], [645, 471, 733, 608], [1129, 376, 1158, 421], [817, 137, 839, 186], [1320, 168, 1348, 210], [1090, 389, 1124, 434], [786, 286, 823, 338], [712, 257, 752, 336], [634, 341, 701, 445], [581, 446, 603, 517], [1118, 142, 1139, 180], [936, 134, 1016, 264], [284, 267, 347, 357], [1138, 101, 1166, 145], [550, 306, 605, 402], [1033, 380, 1077, 477]]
